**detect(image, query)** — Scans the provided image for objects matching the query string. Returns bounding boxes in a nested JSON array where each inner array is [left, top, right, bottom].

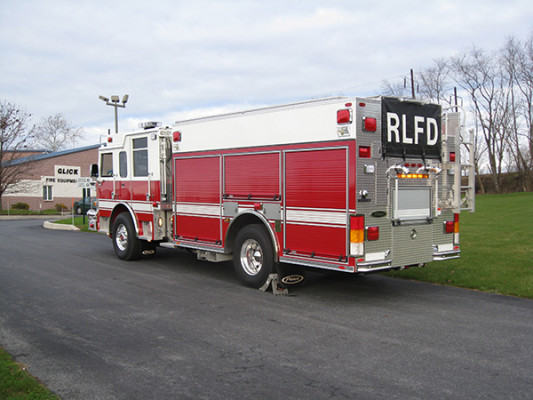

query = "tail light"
[[366, 226, 379, 241], [454, 213, 459, 244], [444, 213, 460, 243], [350, 215, 364, 256], [444, 220, 454, 234]]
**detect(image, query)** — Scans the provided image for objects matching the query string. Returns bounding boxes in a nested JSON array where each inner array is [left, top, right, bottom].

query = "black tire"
[[76, 206, 82, 215], [111, 213, 140, 260], [233, 224, 274, 288]]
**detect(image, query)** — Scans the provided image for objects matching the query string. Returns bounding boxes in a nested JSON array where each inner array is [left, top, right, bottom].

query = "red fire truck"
[[92, 96, 472, 290]]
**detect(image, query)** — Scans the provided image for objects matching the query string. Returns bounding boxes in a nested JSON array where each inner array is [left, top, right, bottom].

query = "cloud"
[[266, 8, 354, 34], [1, 0, 532, 147]]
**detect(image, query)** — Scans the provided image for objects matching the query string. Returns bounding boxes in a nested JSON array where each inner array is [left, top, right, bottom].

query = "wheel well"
[[110, 205, 137, 234], [225, 212, 279, 261]]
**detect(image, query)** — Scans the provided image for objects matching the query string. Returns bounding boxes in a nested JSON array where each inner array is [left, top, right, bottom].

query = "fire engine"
[[91, 96, 474, 291]]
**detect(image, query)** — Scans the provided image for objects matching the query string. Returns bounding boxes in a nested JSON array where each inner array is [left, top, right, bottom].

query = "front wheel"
[[111, 213, 140, 260], [233, 225, 274, 288]]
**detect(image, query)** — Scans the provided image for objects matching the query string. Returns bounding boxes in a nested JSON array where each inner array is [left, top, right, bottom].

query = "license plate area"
[[391, 223, 433, 266]]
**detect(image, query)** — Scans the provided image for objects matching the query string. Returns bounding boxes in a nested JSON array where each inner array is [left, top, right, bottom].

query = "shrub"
[[55, 203, 68, 212], [11, 202, 29, 210]]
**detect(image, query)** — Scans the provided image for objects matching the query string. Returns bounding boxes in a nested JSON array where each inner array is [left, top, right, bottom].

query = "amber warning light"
[[398, 173, 429, 179]]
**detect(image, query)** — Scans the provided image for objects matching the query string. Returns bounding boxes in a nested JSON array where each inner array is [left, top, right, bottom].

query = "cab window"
[[119, 151, 127, 178], [101, 153, 113, 177], [133, 137, 148, 177]]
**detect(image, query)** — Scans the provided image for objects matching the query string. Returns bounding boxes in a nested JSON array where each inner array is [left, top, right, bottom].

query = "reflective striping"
[[176, 203, 221, 217], [99, 202, 347, 226], [286, 221, 346, 229], [98, 200, 152, 212], [286, 208, 346, 226], [98, 200, 116, 209], [131, 202, 153, 212], [365, 251, 388, 262]]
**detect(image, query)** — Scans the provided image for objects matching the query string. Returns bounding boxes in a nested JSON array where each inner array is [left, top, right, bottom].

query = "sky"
[[1, 0, 532, 148]]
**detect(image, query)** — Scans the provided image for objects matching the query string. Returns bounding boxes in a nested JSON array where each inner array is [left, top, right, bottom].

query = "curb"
[[43, 220, 80, 231]]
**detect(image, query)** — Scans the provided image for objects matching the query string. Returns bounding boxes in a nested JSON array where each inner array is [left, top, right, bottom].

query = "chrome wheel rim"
[[240, 239, 263, 276], [115, 224, 128, 251]]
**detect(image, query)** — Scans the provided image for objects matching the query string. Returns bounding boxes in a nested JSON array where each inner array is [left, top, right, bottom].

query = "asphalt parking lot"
[[1, 219, 532, 399]]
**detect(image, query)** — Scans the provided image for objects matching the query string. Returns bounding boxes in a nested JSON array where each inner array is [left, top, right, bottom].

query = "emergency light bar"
[[398, 173, 429, 179], [139, 121, 161, 129]]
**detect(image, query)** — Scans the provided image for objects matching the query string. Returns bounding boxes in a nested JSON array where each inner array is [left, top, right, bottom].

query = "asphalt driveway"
[[1, 219, 532, 399]]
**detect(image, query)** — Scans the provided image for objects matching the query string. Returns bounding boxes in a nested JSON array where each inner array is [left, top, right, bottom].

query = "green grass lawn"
[[384, 192, 533, 298], [0, 347, 59, 400], [53, 216, 90, 232]]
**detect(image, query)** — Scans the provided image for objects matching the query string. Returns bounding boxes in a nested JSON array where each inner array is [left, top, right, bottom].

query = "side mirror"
[[90, 164, 99, 178]]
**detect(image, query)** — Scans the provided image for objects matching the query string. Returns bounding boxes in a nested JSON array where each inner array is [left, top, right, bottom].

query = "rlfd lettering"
[[386, 112, 439, 146]]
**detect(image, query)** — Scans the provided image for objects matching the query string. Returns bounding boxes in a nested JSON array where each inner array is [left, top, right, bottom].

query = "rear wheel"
[[233, 225, 274, 288], [112, 213, 140, 260]]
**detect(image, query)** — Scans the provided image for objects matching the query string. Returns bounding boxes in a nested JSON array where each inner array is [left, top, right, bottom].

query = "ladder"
[[459, 127, 476, 212], [443, 109, 475, 213]]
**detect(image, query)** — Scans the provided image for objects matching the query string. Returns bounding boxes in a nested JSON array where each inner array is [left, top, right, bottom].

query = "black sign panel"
[[381, 97, 441, 159]]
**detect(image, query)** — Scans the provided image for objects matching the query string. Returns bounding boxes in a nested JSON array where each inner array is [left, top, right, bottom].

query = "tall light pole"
[[98, 94, 129, 133]]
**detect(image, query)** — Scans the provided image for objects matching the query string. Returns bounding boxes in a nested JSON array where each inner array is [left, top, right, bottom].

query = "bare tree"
[[32, 113, 84, 151], [417, 58, 453, 106], [381, 61, 453, 105], [0, 101, 33, 208], [501, 34, 533, 191], [521, 34, 533, 172], [451, 46, 511, 193], [380, 78, 411, 98]]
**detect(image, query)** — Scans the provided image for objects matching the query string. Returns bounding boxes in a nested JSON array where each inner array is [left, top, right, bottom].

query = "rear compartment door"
[[283, 147, 349, 261]]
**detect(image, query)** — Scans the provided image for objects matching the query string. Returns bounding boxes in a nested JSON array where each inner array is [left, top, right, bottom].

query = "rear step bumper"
[[433, 249, 461, 261]]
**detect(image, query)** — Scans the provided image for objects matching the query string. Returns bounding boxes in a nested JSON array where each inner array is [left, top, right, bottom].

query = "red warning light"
[[337, 109, 351, 124], [364, 117, 377, 132], [359, 146, 371, 158]]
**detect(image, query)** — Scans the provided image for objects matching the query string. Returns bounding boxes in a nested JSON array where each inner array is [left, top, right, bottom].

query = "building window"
[[101, 153, 113, 177], [133, 137, 148, 177], [119, 151, 127, 178], [43, 185, 53, 201]]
